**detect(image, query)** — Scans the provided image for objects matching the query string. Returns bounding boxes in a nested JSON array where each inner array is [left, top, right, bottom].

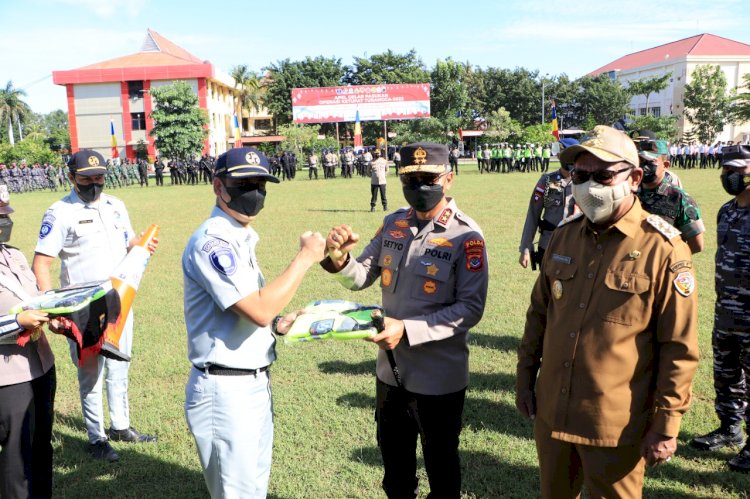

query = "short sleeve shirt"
[[182, 206, 276, 369], [34, 190, 135, 286]]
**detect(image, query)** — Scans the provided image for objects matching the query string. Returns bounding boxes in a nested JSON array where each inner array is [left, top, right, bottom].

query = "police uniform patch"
[[201, 238, 229, 253], [464, 239, 485, 272], [552, 280, 563, 300], [381, 268, 393, 287], [426, 264, 439, 276], [428, 237, 453, 247], [383, 255, 393, 266], [209, 248, 237, 276], [39, 215, 55, 239], [437, 208, 453, 226], [393, 219, 410, 228], [388, 230, 406, 239], [423, 280, 437, 294], [670, 260, 692, 273], [673, 271, 695, 297]]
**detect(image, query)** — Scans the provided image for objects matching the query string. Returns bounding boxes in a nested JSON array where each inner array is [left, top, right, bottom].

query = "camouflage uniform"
[[712, 198, 750, 426], [638, 176, 705, 242]]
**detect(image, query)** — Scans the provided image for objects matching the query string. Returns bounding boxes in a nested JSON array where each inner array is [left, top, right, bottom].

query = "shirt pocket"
[[600, 269, 652, 326], [410, 257, 454, 303]]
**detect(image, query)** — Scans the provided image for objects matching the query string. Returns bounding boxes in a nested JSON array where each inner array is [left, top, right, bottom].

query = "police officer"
[[636, 136, 705, 253], [690, 144, 750, 473], [369, 149, 388, 212], [0, 183, 55, 499], [154, 156, 165, 186], [518, 139, 577, 270], [182, 147, 325, 497], [32, 150, 157, 463], [324, 142, 488, 498], [449, 145, 460, 175], [308, 150, 319, 180], [517, 125, 699, 497]]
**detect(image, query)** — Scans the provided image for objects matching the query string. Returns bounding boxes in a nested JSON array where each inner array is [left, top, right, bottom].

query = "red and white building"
[[53, 29, 275, 160], [590, 33, 750, 142]]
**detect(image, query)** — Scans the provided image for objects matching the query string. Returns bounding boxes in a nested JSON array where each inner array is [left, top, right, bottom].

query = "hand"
[[640, 430, 677, 467], [146, 236, 159, 254], [299, 231, 326, 264], [17, 310, 49, 329], [515, 388, 536, 420], [274, 309, 305, 335], [519, 251, 530, 269], [326, 225, 360, 267], [366, 316, 404, 350]]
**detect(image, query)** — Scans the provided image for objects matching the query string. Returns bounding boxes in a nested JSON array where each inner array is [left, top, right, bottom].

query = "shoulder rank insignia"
[[558, 212, 584, 227], [646, 214, 681, 240]]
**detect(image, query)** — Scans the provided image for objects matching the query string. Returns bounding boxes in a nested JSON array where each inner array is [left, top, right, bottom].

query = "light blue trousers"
[[185, 367, 274, 499]]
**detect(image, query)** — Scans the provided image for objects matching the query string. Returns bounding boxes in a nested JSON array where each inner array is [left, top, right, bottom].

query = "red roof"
[[53, 29, 213, 85], [590, 33, 750, 75]]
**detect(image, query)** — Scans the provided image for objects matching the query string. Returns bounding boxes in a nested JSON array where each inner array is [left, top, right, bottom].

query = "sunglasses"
[[571, 165, 633, 185], [399, 172, 448, 187]]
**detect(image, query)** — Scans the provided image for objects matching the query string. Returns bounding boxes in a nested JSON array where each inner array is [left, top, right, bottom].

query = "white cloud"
[[44, 0, 148, 18]]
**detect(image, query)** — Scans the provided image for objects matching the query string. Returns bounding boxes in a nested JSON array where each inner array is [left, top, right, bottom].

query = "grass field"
[[8, 161, 749, 498]]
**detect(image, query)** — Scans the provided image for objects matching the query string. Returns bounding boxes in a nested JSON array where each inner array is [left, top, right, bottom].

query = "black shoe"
[[108, 426, 158, 443], [89, 440, 120, 462], [370, 207, 375, 212], [729, 443, 750, 473], [691, 422, 745, 451]]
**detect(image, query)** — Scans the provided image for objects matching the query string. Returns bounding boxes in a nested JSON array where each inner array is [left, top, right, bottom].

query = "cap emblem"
[[245, 151, 261, 165], [413, 147, 428, 165], [88, 155, 100, 167]]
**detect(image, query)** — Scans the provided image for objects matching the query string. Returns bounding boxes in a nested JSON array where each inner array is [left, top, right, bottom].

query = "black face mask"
[[76, 182, 104, 203], [225, 186, 266, 217], [721, 171, 750, 196], [642, 163, 658, 184], [0, 217, 12, 243], [402, 184, 444, 212]]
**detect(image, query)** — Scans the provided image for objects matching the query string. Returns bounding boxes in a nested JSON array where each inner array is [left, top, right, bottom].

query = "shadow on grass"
[[469, 371, 516, 393], [468, 332, 520, 352], [350, 446, 539, 497], [308, 209, 373, 213], [319, 359, 376, 376]]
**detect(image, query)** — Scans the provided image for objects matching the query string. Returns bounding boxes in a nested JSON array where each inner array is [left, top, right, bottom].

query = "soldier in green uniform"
[[636, 137, 705, 254]]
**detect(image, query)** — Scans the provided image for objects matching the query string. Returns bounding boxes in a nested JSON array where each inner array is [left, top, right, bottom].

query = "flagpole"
[[336, 122, 340, 152]]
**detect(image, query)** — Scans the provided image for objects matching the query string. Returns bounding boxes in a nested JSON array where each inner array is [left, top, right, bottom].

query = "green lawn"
[[8, 161, 749, 498]]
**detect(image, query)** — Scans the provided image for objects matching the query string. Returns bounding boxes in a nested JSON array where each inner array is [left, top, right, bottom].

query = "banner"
[[292, 83, 430, 124]]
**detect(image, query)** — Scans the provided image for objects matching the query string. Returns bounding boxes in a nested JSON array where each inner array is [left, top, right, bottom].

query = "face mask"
[[572, 179, 633, 224], [225, 186, 266, 217], [721, 171, 750, 196], [0, 217, 12, 243], [76, 182, 104, 203], [641, 163, 657, 184], [402, 184, 444, 212]]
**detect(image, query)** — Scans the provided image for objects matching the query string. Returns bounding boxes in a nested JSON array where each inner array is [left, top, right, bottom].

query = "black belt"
[[194, 364, 269, 376]]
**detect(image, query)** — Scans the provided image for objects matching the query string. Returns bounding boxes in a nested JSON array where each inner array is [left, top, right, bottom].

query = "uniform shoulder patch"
[[209, 247, 237, 276], [38, 212, 56, 240], [646, 214, 681, 240], [673, 271, 695, 297], [558, 212, 583, 227]]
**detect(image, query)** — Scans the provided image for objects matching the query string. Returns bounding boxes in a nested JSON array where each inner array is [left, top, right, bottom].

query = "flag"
[[353, 110, 362, 149], [233, 114, 241, 144], [110, 119, 119, 159], [550, 100, 560, 141]]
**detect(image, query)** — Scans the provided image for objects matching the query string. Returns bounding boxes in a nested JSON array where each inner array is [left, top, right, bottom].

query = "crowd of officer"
[[0, 162, 71, 193], [476, 143, 553, 174]]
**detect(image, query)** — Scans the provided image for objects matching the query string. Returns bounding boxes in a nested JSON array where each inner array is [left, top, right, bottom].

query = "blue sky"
[[1, 0, 748, 114]]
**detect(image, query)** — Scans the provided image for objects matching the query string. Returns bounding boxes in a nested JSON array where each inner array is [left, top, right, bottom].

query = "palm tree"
[[0, 80, 30, 145], [230, 65, 265, 136]]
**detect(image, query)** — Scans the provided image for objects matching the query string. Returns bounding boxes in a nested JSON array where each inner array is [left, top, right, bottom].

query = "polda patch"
[[464, 239, 485, 272]]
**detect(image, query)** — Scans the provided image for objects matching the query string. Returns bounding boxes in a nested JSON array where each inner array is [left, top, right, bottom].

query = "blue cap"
[[214, 147, 280, 183], [558, 138, 579, 150]]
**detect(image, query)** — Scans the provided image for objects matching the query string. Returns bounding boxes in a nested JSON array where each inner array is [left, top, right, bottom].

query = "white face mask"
[[572, 179, 633, 224]]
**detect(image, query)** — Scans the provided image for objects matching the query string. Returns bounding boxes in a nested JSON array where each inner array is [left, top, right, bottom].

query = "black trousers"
[[375, 378, 466, 499], [0, 365, 56, 499], [370, 184, 387, 209]]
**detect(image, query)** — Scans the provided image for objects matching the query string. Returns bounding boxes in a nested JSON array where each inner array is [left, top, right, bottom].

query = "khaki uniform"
[[517, 200, 699, 497]]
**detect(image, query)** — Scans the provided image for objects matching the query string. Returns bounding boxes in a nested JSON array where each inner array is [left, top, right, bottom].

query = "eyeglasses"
[[571, 165, 633, 185], [399, 172, 448, 187]]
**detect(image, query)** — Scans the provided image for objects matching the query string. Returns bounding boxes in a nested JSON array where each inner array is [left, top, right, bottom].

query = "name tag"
[[78, 219, 94, 224]]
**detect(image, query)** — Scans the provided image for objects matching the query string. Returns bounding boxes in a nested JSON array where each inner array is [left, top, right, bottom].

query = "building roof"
[[53, 29, 214, 85], [589, 33, 750, 75]]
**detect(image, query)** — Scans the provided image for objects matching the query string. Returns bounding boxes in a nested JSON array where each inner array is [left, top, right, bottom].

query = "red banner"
[[292, 84, 430, 124]]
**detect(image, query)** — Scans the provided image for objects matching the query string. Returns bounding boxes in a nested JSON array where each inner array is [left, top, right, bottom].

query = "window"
[[650, 107, 661, 117], [128, 81, 144, 100], [254, 119, 271, 131], [131, 112, 146, 131], [639, 108, 647, 116]]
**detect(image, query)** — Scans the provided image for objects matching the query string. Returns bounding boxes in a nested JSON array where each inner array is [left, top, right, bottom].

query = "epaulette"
[[557, 212, 584, 227], [646, 214, 681, 240]]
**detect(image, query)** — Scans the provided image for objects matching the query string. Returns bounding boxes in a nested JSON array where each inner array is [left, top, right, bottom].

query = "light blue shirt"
[[35, 190, 134, 287], [182, 206, 275, 370]]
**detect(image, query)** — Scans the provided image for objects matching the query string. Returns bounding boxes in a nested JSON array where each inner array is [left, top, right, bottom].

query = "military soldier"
[[324, 142, 488, 498], [517, 125, 699, 497], [636, 136, 704, 253], [690, 144, 750, 473], [518, 139, 577, 271]]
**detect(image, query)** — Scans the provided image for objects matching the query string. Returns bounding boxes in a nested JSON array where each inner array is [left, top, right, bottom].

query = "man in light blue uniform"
[[32, 150, 157, 463], [182, 147, 325, 498]]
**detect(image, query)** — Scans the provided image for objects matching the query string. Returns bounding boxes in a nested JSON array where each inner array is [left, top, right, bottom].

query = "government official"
[[182, 147, 325, 497], [516, 125, 699, 497], [690, 144, 750, 473], [324, 143, 488, 498]]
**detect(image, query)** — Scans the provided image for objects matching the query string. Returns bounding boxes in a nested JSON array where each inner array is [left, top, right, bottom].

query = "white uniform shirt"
[[35, 190, 134, 287], [182, 206, 275, 370]]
